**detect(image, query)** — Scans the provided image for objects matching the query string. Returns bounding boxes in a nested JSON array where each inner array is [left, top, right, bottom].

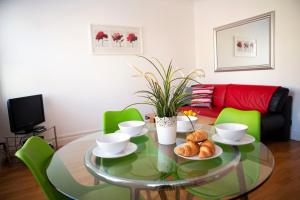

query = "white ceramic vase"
[[155, 116, 177, 145]]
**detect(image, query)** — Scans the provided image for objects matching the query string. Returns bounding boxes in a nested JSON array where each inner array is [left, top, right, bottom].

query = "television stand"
[[5, 126, 58, 163], [32, 126, 47, 133]]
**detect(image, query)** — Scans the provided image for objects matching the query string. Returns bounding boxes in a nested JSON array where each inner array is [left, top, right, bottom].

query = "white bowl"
[[215, 123, 248, 141], [96, 133, 130, 155], [118, 120, 146, 136], [177, 116, 198, 130]]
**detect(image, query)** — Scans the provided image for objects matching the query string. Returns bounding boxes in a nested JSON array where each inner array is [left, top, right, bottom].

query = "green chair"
[[103, 108, 143, 134], [15, 136, 69, 200], [15, 136, 134, 200], [186, 107, 261, 199], [215, 107, 261, 141]]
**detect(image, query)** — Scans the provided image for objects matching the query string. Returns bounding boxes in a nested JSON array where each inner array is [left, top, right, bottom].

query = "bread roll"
[[175, 141, 199, 157], [187, 130, 208, 143], [199, 140, 215, 159], [201, 140, 215, 153]]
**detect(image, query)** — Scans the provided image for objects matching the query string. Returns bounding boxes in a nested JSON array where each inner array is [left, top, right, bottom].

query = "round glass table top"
[[47, 124, 274, 199]]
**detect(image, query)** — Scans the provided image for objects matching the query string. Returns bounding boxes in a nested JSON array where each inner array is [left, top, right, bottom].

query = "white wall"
[[194, 0, 300, 140], [0, 0, 195, 139]]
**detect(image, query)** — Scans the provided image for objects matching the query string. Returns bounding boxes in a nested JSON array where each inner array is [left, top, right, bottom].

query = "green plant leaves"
[[129, 57, 203, 118]]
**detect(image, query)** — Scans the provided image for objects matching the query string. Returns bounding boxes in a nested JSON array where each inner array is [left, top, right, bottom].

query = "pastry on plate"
[[186, 130, 208, 143], [175, 141, 199, 157], [199, 140, 215, 158]]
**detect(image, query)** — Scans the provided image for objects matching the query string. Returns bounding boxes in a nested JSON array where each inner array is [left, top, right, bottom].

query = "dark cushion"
[[268, 87, 289, 113]]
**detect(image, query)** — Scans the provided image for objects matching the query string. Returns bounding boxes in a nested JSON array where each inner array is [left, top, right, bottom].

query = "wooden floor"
[[1, 140, 300, 200]]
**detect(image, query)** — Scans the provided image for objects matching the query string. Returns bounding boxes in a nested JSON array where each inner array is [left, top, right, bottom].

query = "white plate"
[[92, 142, 137, 158], [212, 133, 255, 146], [177, 127, 194, 133], [115, 128, 148, 138], [174, 144, 223, 160]]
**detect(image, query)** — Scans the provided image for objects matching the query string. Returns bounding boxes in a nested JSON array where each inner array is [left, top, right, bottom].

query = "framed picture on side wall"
[[213, 11, 274, 72], [90, 24, 143, 55]]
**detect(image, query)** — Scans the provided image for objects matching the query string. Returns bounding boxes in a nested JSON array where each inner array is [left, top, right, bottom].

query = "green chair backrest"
[[103, 108, 144, 134], [15, 136, 69, 200], [215, 107, 261, 141]]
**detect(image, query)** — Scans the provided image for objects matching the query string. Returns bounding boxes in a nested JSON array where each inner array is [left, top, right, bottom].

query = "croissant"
[[175, 141, 199, 157], [199, 140, 215, 158], [186, 130, 208, 143]]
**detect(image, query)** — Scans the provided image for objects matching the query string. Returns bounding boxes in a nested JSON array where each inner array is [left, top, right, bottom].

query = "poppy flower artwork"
[[91, 24, 142, 54], [111, 32, 124, 47], [95, 31, 108, 47], [234, 36, 256, 57], [127, 33, 138, 47], [236, 41, 242, 48]]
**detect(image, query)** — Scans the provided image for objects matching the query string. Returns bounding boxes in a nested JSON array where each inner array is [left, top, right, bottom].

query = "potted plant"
[[128, 56, 204, 145]]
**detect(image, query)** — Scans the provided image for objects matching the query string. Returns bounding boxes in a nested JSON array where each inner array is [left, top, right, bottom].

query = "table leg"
[[158, 189, 167, 200], [130, 188, 140, 200], [236, 161, 248, 199], [175, 188, 180, 200], [145, 189, 152, 200]]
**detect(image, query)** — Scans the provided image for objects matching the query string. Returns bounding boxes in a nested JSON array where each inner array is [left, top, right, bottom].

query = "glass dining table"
[[46, 123, 274, 200]]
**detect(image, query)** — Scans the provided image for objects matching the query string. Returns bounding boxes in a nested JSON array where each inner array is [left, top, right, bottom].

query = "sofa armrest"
[[268, 87, 289, 113], [279, 96, 293, 140]]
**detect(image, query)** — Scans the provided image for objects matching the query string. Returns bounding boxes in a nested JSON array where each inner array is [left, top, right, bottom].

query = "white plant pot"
[[155, 116, 177, 145]]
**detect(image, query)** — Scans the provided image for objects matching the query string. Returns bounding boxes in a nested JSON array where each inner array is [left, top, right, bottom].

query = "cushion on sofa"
[[225, 84, 279, 113], [192, 84, 228, 107], [268, 87, 289, 113], [179, 106, 223, 118], [191, 85, 214, 107]]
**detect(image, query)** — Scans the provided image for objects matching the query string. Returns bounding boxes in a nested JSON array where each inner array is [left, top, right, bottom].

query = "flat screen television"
[[7, 94, 45, 133]]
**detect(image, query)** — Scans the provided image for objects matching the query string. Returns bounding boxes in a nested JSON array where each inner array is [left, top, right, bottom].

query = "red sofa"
[[180, 84, 292, 141]]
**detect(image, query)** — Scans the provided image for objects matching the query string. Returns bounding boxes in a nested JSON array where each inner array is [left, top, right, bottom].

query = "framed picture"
[[213, 11, 274, 72], [91, 25, 143, 55], [234, 37, 257, 57]]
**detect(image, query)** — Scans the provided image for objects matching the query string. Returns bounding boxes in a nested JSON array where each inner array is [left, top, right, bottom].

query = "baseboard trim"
[[290, 130, 300, 141], [57, 129, 100, 146]]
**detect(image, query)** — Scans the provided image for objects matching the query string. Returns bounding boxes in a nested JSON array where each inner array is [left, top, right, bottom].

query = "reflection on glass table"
[[47, 124, 274, 200]]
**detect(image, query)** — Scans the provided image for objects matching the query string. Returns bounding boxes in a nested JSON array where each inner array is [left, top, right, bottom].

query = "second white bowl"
[[215, 123, 248, 141], [118, 120, 146, 136], [177, 116, 198, 130], [96, 133, 130, 155]]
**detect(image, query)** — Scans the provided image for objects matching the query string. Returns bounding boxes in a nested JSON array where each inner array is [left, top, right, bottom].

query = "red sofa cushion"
[[179, 106, 223, 118], [193, 84, 228, 107], [225, 84, 279, 113]]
